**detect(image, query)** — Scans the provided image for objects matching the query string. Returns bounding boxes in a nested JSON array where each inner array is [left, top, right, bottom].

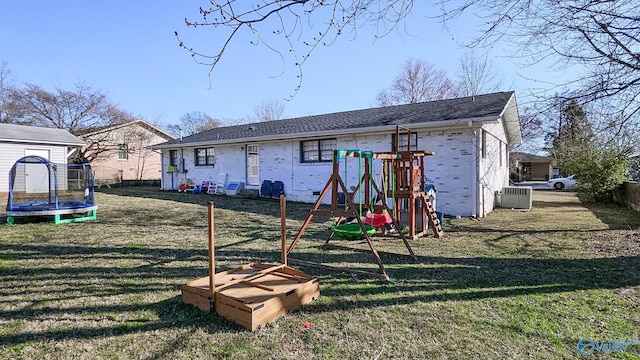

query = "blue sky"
[[0, 1, 570, 128]]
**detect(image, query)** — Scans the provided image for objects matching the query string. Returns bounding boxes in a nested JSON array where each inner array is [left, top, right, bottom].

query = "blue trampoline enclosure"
[[6, 155, 98, 224]]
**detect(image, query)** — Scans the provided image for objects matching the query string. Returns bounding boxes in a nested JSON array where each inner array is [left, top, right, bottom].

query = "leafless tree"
[[439, 0, 640, 129], [122, 126, 156, 181], [456, 52, 504, 97], [167, 111, 220, 137], [376, 58, 458, 106], [11, 82, 135, 162], [0, 61, 22, 124], [252, 99, 285, 121], [15, 82, 128, 133]]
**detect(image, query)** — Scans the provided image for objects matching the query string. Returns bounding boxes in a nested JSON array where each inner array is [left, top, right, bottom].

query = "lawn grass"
[[1, 187, 639, 359]]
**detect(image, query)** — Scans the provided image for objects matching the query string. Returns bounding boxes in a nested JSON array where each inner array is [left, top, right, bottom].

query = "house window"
[[195, 148, 215, 166], [391, 133, 418, 151], [499, 142, 503, 167], [118, 144, 128, 160], [169, 150, 178, 166], [481, 131, 487, 159], [301, 139, 336, 163]]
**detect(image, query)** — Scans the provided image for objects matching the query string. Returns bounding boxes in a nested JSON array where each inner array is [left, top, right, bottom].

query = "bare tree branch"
[[253, 99, 286, 121], [176, 1, 415, 95], [376, 58, 458, 105]]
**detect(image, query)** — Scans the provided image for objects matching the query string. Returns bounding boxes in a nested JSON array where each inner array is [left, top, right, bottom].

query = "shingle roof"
[[154, 91, 518, 148], [0, 123, 85, 146], [510, 151, 554, 162], [80, 119, 175, 140]]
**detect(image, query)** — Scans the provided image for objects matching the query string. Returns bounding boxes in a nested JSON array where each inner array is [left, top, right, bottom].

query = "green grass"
[[0, 187, 639, 359]]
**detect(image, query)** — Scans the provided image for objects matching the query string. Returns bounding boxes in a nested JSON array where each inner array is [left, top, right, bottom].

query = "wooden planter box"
[[182, 263, 319, 331]]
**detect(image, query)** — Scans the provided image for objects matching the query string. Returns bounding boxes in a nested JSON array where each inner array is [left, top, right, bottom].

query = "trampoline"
[[6, 155, 97, 224]]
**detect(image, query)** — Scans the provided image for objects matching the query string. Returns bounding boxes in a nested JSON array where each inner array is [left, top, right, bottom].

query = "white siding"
[[478, 122, 510, 217], [0, 142, 68, 194]]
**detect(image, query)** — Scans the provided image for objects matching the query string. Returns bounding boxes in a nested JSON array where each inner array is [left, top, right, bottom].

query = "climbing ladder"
[[422, 193, 444, 238]]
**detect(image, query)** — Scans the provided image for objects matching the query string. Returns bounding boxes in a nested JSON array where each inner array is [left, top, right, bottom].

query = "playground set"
[[6, 155, 97, 224]]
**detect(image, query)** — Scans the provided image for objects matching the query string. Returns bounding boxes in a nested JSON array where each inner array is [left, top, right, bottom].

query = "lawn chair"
[[178, 178, 194, 192], [260, 180, 273, 198], [207, 182, 217, 194], [271, 181, 284, 197]]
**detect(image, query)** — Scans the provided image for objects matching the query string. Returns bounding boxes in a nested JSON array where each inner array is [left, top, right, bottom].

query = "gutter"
[[472, 128, 479, 218], [151, 116, 500, 150], [1, 139, 86, 147]]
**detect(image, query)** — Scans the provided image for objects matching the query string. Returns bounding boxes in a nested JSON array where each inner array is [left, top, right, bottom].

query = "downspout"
[[160, 150, 165, 190], [471, 126, 479, 218], [476, 129, 483, 218]]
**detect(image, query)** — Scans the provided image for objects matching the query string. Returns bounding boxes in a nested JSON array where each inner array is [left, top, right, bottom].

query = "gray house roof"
[[154, 91, 521, 149], [510, 151, 554, 163], [81, 119, 175, 140], [0, 123, 85, 146]]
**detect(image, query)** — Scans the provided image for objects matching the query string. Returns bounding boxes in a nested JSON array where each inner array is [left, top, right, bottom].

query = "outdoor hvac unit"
[[500, 186, 532, 210]]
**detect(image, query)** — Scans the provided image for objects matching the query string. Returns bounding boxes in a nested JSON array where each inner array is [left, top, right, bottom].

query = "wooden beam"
[[280, 194, 287, 266], [214, 264, 285, 292], [208, 201, 215, 298]]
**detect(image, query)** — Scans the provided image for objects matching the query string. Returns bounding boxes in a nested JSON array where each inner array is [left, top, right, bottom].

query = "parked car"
[[547, 175, 578, 189]]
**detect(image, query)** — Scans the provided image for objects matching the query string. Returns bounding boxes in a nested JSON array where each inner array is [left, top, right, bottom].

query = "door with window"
[[246, 145, 259, 186]]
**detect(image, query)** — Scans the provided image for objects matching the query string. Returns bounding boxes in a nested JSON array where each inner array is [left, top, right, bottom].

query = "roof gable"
[[81, 120, 175, 140], [155, 91, 521, 149]]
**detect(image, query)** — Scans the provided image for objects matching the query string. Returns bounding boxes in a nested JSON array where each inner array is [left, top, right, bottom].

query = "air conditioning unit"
[[500, 186, 532, 209]]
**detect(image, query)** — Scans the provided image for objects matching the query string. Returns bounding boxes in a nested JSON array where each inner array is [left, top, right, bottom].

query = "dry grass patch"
[[1, 187, 639, 359]]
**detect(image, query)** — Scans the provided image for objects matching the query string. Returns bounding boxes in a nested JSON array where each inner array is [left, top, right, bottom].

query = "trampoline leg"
[[54, 214, 62, 224], [7, 216, 14, 224]]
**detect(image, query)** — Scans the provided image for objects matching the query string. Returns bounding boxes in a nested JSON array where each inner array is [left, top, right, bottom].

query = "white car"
[[547, 175, 578, 190]]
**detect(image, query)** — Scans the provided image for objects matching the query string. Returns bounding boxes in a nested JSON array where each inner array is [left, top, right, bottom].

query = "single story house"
[[152, 92, 522, 218], [0, 123, 85, 197], [81, 120, 175, 185], [510, 151, 558, 182]]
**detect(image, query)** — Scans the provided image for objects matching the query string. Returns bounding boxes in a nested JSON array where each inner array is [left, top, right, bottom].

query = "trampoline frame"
[[6, 155, 98, 224]]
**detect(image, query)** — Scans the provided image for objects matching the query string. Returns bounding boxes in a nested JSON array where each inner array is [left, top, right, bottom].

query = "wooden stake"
[[208, 201, 215, 298], [280, 193, 287, 266]]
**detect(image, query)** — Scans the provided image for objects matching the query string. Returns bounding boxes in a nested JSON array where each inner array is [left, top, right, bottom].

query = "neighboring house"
[[510, 152, 557, 182], [152, 92, 522, 218], [0, 123, 85, 197], [81, 120, 175, 185]]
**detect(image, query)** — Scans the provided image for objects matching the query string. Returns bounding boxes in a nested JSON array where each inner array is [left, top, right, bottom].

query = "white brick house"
[[153, 92, 521, 217]]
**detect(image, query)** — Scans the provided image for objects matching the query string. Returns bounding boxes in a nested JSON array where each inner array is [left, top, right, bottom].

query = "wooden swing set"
[[287, 129, 443, 280]]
